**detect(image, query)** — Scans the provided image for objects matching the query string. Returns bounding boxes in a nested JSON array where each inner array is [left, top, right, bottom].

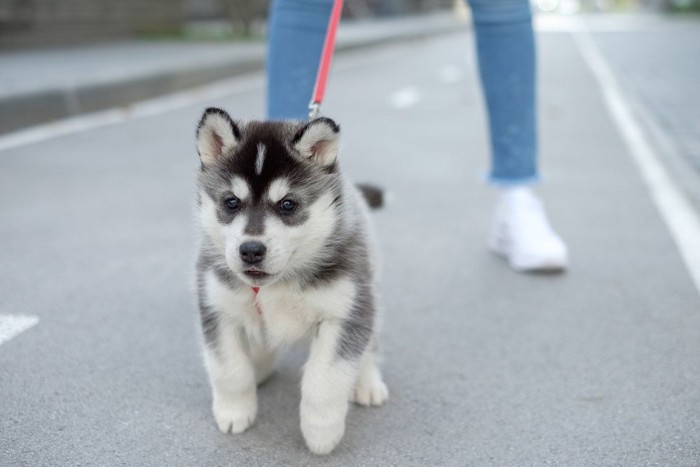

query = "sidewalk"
[[0, 11, 465, 134]]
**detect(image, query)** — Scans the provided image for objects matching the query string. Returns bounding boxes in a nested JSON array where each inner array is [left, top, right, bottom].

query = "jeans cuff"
[[484, 174, 540, 187]]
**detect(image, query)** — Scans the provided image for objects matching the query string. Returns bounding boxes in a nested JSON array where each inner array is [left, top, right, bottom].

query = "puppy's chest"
[[251, 287, 313, 345], [246, 279, 356, 347]]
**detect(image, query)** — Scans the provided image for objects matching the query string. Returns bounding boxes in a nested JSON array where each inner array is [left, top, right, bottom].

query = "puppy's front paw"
[[301, 420, 345, 455], [212, 395, 257, 434], [352, 374, 389, 407]]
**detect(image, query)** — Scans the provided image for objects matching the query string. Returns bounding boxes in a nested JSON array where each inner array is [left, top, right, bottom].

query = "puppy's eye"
[[279, 199, 296, 212], [224, 196, 240, 210]]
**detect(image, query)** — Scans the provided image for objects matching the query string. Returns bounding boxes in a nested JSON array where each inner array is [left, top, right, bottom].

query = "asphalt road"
[[2, 26, 700, 466]]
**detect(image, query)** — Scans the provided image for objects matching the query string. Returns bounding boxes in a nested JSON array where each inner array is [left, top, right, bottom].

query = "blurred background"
[[0, 0, 698, 48]]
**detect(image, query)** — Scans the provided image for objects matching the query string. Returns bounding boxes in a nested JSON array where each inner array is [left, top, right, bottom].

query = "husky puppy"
[[194, 108, 388, 455]]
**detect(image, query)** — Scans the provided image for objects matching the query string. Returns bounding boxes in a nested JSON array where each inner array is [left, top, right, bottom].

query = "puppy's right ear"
[[196, 107, 240, 167]]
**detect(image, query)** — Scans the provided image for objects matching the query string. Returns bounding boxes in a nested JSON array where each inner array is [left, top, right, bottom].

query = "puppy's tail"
[[356, 183, 384, 209]]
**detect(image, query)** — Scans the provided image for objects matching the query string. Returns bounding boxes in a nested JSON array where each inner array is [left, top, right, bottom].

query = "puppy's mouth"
[[240, 268, 279, 286], [243, 269, 270, 279]]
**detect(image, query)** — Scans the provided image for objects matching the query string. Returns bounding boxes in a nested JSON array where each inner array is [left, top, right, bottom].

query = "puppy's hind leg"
[[351, 338, 389, 407]]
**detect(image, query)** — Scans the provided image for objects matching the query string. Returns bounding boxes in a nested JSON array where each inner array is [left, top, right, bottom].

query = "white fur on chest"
[[204, 271, 356, 349]]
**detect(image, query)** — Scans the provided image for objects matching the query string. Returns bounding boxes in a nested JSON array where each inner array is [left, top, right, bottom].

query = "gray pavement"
[[0, 11, 465, 134], [2, 16, 700, 467]]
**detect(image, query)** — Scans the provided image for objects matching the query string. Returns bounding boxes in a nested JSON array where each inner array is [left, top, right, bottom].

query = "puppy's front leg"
[[204, 326, 257, 434], [300, 319, 359, 455]]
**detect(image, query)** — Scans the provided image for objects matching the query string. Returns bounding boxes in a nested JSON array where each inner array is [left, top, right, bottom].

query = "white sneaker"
[[488, 187, 568, 272]]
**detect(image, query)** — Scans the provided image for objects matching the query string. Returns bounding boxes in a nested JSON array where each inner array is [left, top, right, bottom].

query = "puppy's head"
[[196, 107, 341, 286]]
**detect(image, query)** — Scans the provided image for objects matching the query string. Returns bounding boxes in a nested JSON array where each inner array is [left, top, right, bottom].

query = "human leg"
[[266, 0, 334, 120], [469, 0, 537, 184], [468, 0, 567, 270]]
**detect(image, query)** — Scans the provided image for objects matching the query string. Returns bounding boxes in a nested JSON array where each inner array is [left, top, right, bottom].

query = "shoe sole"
[[488, 238, 568, 273]]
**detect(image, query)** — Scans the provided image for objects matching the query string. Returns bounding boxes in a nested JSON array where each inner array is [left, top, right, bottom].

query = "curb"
[[0, 13, 466, 135], [0, 59, 263, 135]]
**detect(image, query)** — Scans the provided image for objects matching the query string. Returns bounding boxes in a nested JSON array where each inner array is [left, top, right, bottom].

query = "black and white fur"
[[194, 108, 388, 455]]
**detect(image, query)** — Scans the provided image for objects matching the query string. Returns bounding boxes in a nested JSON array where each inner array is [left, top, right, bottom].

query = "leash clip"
[[308, 101, 321, 120], [308, 0, 343, 121]]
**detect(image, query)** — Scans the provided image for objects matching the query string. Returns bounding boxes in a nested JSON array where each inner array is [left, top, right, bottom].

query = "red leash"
[[308, 0, 344, 119]]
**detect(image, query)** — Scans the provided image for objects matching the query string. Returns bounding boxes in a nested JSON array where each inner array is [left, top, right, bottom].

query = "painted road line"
[[390, 87, 422, 109], [0, 74, 264, 154], [439, 65, 464, 84], [574, 31, 700, 296], [0, 314, 39, 346]]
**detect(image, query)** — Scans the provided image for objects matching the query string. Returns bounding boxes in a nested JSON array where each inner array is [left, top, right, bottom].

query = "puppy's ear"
[[291, 117, 340, 167], [196, 107, 240, 167]]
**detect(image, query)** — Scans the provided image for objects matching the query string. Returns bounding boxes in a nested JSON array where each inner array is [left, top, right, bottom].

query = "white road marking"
[[0, 314, 39, 346], [390, 87, 421, 109], [439, 65, 463, 84], [0, 74, 264, 154], [574, 31, 700, 296]]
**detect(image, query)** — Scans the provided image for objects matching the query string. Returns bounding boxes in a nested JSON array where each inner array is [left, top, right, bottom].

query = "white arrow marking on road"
[[574, 30, 700, 296], [0, 314, 39, 346], [439, 65, 463, 84], [390, 87, 421, 109]]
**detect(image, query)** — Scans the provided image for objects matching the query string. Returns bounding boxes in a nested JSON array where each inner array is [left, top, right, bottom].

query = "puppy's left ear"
[[291, 117, 340, 167], [196, 107, 240, 167]]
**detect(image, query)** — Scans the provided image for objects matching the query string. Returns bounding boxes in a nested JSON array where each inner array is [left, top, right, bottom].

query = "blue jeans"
[[267, 0, 538, 185]]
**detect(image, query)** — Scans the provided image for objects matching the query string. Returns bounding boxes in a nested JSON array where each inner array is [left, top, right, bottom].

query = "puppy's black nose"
[[239, 241, 266, 265]]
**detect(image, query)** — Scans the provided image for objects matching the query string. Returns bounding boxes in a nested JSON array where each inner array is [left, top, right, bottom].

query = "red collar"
[[251, 287, 262, 314]]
